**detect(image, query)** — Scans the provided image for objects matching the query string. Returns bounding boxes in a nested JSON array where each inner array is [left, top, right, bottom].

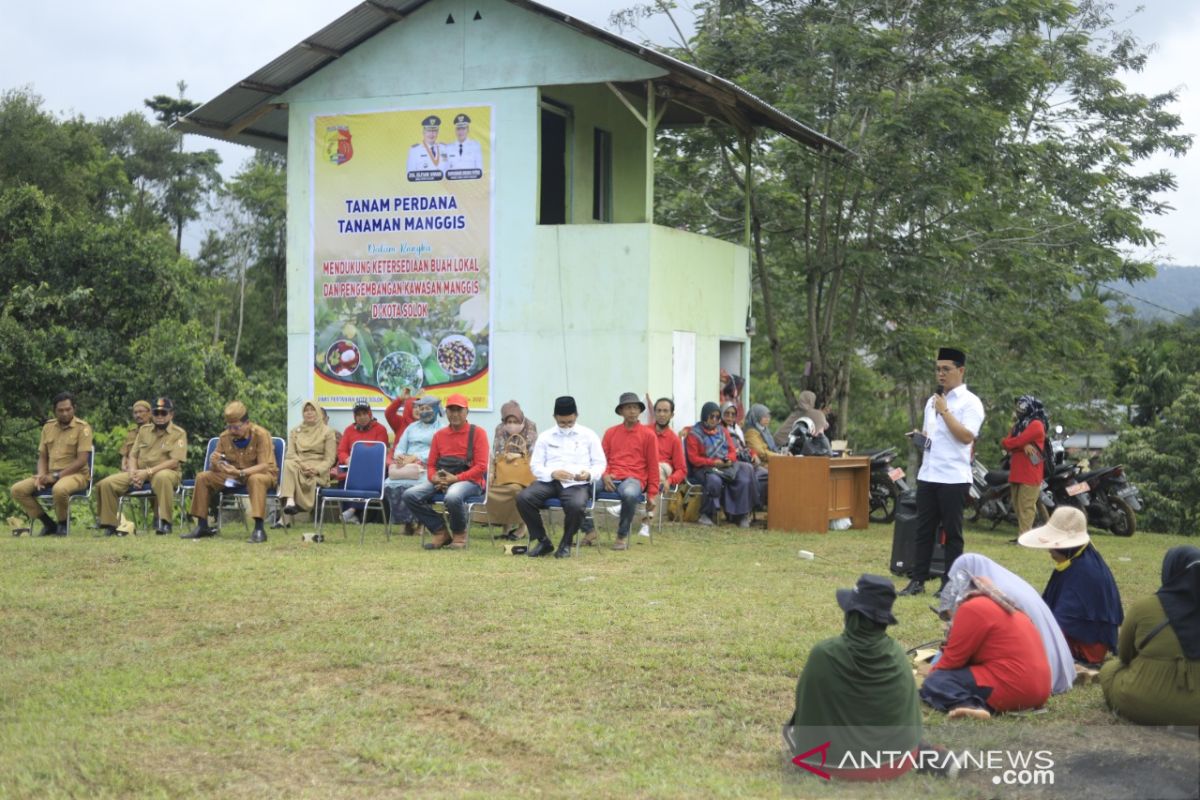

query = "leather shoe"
[[35, 520, 57, 537], [181, 523, 215, 539], [155, 521, 172, 536], [247, 527, 267, 544], [898, 579, 925, 596], [611, 537, 629, 551], [100, 525, 118, 537], [51, 523, 68, 536], [527, 538, 555, 557], [553, 544, 573, 558]]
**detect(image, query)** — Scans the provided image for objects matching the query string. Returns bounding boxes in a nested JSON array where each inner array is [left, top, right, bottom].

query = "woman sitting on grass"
[[940, 553, 1075, 695], [1018, 506, 1123, 666], [921, 573, 1051, 719], [1099, 546, 1200, 726], [787, 574, 955, 781]]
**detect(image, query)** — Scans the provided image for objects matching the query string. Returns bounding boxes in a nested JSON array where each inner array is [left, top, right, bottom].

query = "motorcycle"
[[1042, 426, 1140, 536], [863, 446, 909, 523], [966, 458, 1032, 528]]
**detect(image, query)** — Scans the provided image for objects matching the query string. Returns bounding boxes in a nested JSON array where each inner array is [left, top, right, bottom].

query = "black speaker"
[[889, 489, 946, 577]]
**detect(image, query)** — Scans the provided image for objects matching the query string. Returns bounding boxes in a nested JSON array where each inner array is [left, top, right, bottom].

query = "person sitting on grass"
[[1099, 546, 1200, 726], [786, 574, 956, 781], [1018, 506, 1123, 666], [685, 402, 755, 528], [920, 573, 1051, 719], [939, 553, 1075, 696]]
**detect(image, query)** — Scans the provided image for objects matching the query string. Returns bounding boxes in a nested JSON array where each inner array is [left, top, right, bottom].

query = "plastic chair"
[[177, 437, 219, 525], [316, 440, 389, 543], [524, 481, 594, 552], [215, 436, 285, 533], [594, 486, 653, 545], [34, 450, 95, 531]]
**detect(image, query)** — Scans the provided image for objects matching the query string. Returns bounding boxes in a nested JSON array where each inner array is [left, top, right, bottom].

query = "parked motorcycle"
[[864, 446, 909, 523], [966, 458, 1041, 528], [1042, 426, 1141, 536]]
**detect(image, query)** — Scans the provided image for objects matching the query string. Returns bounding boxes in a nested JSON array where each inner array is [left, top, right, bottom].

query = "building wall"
[[280, 0, 747, 434]]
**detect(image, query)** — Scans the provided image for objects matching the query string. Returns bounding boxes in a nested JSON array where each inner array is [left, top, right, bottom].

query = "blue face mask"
[[418, 408, 436, 424]]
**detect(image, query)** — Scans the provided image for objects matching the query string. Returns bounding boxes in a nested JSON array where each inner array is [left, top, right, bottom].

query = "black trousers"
[[912, 480, 969, 581], [516, 480, 590, 546]]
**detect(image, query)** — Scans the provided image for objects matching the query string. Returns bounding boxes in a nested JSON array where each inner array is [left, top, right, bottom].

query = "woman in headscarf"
[[484, 400, 538, 540], [1099, 546, 1200, 725], [277, 399, 337, 526], [788, 575, 953, 781], [921, 573, 1052, 718], [939, 553, 1075, 695], [1018, 506, 1124, 666], [741, 403, 775, 510], [1001, 395, 1049, 534], [384, 395, 445, 534], [685, 401, 756, 527]]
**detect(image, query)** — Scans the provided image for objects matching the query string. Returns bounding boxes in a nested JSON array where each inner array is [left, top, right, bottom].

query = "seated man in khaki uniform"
[[10, 392, 94, 536], [183, 401, 278, 543], [120, 400, 152, 471], [96, 396, 188, 537]]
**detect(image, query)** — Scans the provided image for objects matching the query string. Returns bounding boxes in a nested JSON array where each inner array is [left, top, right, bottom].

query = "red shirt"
[[684, 426, 738, 470], [648, 423, 687, 487], [602, 422, 661, 500], [384, 396, 416, 441], [338, 419, 391, 467], [933, 596, 1051, 712], [426, 423, 489, 486], [1001, 420, 1045, 485]]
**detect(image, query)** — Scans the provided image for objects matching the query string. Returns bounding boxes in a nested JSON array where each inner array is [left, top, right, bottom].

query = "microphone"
[[935, 386, 944, 396]]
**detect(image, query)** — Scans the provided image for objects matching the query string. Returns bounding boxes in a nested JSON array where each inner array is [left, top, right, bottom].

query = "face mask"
[[504, 421, 523, 435], [418, 409, 436, 423]]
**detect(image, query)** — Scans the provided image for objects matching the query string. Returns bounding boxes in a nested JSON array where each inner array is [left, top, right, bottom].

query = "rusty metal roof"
[[177, 0, 848, 155]]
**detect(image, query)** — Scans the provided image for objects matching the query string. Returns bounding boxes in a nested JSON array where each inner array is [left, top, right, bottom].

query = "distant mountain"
[[1109, 265, 1200, 320]]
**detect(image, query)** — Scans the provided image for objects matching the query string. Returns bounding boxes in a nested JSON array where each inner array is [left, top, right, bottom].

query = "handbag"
[[493, 434, 535, 487], [710, 464, 739, 484], [435, 425, 476, 475]]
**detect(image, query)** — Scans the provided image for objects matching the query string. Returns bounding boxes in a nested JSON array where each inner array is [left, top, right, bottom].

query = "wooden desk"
[[767, 455, 870, 533]]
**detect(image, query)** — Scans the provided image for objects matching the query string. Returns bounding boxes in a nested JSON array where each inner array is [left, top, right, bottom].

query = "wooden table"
[[766, 455, 870, 533]]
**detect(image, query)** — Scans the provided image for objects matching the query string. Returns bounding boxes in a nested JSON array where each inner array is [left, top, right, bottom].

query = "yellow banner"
[[311, 107, 492, 409]]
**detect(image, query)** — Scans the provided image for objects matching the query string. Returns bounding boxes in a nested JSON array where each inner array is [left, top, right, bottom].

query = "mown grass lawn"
[[1, 516, 1194, 799]]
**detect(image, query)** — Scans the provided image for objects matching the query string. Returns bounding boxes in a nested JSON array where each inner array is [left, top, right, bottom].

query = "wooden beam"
[[300, 40, 342, 58], [238, 80, 285, 95], [227, 102, 287, 137], [365, 0, 407, 20], [605, 82, 647, 128]]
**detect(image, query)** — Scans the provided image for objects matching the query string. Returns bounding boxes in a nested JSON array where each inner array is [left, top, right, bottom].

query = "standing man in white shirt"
[[517, 396, 607, 559], [899, 347, 985, 597]]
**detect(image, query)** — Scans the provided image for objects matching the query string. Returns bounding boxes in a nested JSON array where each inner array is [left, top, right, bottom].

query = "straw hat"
[[1018, 506, 1090, 550]]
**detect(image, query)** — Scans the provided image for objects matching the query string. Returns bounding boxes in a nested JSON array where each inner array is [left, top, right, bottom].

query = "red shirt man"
[[338, 399, 391, 475], [645, 397, 687, 489], [600, 392, 660, 548]]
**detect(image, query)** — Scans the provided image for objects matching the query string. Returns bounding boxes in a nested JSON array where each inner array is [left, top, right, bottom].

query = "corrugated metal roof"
[[178, 0, 849, 155]]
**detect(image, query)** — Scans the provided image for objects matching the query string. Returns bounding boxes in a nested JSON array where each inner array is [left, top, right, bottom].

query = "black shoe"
[[100, 525, 118, 537], [156, 521, 172, 536], [554, 544, 573, 558], [527, 538, 555, 557], [34, 517, 56, 537], [181, 523, 214, 539], [898, 579, 925, 597], [50, 523, 68, 536], [248, 527, 267, 544]]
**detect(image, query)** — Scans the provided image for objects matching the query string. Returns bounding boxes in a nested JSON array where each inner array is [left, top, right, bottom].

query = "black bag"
[[435, 425, 476, 475], [889, 489, 946, 578], [709, 464, 739, 484]]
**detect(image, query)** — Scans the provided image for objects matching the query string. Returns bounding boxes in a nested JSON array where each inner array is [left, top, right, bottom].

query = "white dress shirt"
[[917, 384, 985, 485], [530, 424, 607, 488]]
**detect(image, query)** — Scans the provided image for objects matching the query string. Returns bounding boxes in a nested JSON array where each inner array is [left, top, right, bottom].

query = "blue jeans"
[[611, 476, 644, 538], [403, 479, 484, 534]]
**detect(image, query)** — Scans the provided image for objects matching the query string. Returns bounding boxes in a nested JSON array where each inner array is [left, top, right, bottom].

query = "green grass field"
[[1, 515, 1195, 799]]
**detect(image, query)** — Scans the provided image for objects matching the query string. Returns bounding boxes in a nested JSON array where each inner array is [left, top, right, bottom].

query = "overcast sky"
[[3, 0, 1197, 267]]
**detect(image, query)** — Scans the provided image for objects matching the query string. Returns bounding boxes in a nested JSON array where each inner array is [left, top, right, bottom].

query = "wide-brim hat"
[[1018, 506, 1090, 550], [614, 392, 646, 415], [836, 574, 899, 626]]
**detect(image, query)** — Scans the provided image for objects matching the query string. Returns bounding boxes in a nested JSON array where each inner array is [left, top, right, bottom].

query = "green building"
[[181, 0, 843, 431]]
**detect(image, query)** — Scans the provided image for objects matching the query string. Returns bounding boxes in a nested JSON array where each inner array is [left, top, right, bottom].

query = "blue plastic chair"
[[177, 437, 219, 525], [316, 440, 388, 543], [215, 436, 285, 532], [34, 450, 94, 532], [533, 481, 594, 551]]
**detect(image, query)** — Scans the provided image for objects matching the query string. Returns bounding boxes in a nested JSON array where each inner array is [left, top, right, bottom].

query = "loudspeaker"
[[889, 489, 946, 578]]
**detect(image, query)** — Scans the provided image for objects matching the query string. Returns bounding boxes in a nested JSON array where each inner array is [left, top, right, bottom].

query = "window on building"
[[592, 128, 612, 222], [539, 103, 570, 225]]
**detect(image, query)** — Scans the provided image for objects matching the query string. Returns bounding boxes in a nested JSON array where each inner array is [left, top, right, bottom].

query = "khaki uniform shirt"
[[131, 423, 188, 470], [212, 423, 277, 475], [119, 425, 141, 458], [40, 417, 94, 475]]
